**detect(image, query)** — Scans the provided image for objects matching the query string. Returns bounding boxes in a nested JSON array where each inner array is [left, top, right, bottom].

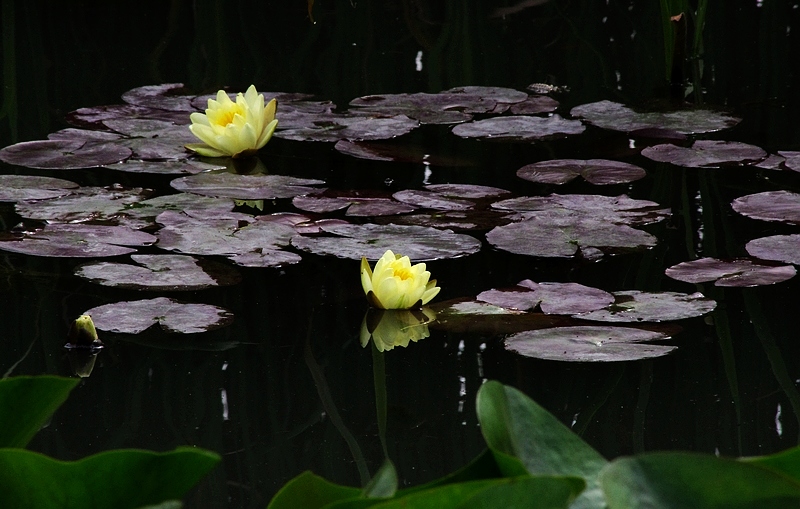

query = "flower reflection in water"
[[360, 308, 437, 352]]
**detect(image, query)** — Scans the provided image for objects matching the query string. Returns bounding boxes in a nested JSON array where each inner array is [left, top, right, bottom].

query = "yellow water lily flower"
[[360, 308, 437, 352], [360, 250, 440, 309], [186, 85, 278, 158]]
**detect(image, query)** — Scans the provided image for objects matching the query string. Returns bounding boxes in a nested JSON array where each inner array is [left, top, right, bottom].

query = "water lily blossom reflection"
[[361, 250, 440, 309], [360, 308, 437, 352], [187, 85, 278, 158]]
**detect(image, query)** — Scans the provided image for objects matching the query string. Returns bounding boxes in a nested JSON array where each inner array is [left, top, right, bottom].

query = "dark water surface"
[[3, 2, 800, 507]]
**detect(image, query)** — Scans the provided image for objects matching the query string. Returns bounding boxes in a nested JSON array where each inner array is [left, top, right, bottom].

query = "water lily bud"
[[360, 250, 440, 309], [186, 85, 278, 158], [65, 314, 103, 350]]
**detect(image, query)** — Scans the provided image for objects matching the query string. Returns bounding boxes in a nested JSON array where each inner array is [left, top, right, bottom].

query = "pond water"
[[3, 2, 800, 507]]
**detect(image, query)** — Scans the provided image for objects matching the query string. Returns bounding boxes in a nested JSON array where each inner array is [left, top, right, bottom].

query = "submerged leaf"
[[86, 297, 234, 334]]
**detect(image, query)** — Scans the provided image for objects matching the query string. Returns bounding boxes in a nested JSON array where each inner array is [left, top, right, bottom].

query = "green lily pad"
[[574, 290, 716, 322], [170, 171, 325, 200], [75, 254, 242, 291], [451, 115, 585, 141], [570, 100, 741, 134], [85, 297, 234, 334], [0, 175, 79, 202], [665, 257, 796, 287], [291, 223, 481, 261], [641, 140, 767, 168], [504, 326, 675, 362], [517, 159, 646, 185]]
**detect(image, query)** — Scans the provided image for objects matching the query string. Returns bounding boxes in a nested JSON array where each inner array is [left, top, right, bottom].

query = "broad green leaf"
[[363, 459, 398, 498], [268, 471, 362, 509], [135, 502, 182, 509], [0, 447, 220, 509], [0, 376, 79, 448], [476, 381, 607, 508], [743, 446, 800, 482], [396, 449, 503, 497], [601, 452, 800, 508]]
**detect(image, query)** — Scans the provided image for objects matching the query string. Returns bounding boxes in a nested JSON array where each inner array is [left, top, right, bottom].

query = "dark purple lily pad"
[[170, 171, 325, 200], [0, 175, 79, 202], [274, 114, 419, 142], [423, 184, 511, 199], [15, 186, 152, 223], [451, 115, 585, 141], [103, 160, 224, 175], [746, 234, 800, 265], [66, 104, 191, 129], [486, 213, 657, 258], [0, 140, 131, 169], [385, 209, 512, 231], [478, 280, 615, 314], [641, 140, 767, 168], [333, 140, 474, 166], [665, 257, 796, 287], [0, 224, 155, 258], [517, 159, 646, 185], [505, 326, 675, 362], [509, 96, 560, 115], [493, 194, 669, 226], [115, 193, 237, 230], [392, 189, 474, 211], [85, 297, 234, 334], [156, 211, 307, 267], [731, 191, 800, 224], [574, 290, 716, 322], [48, 128, 123, 142], [570, 100, 741, 135], [292, 193, 416, 217], [121, 83, 195, 112], [75, 254, 242, 291], [291, 223, 481, 261], [778, 151, 800, 172]]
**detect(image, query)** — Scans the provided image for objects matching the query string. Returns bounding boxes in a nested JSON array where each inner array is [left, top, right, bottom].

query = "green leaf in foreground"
[[0, 447, 220, 509], [267, 471, 362, 509], [600, 452, 800, 508], [363, 459, 398, 498], [743, 446, 800, 482], [0, 376, 79, 448], [476, 381, 606, 509]]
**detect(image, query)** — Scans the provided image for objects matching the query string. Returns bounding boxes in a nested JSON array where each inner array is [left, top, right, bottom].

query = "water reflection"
[[359, 308, 437, 352]]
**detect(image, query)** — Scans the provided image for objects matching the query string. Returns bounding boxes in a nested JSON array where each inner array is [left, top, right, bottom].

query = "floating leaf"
[[478, 280, 615, 314], [517, 159, 646, 185], [103, 160, 223, 175], [731, 190, 800, 224], [424, 184, 511, 200], [118, 193, 237, 229], [393, 189, 474, 211], [292, 193, 416, 217], [0, 224, 156, 258], [574, 290, 716, 322], [275, 114, 419, 142], [0, 175, 79, 202], [429, 299, 574, 335], [746, 234, 800, 265], [778, 151, 800, 172], [493, 194, 669, 225], [505, 326, 675, 362], [641, 140, 766, 168], [66, 104, 190, 129], [292, 223, 481, 261], [156, 211, 305, 267], [0, 140, 131, 169], [451, 115, 585, 141], [86, 297, 234, 334], [170, 171, 325, 200], [48, 128, 123, 142], [570, 100, 741, 134], [508, 95, 560, 115], [121, 83, 195, 111], [386, 209, 512, 231], [333, 140, 474, 166], [75, 254, 242, 291], [665, 257, 796, 287], [486, 213, 657, 258], [15, 186, 151, 223]]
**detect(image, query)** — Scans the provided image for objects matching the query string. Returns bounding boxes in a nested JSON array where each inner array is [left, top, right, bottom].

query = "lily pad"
[[385, 209, 512, 231], [103, 160, 225, 175], [517, 159, 646, 185], [85, 297, 234, 334], [574, 290, 716, 322], [429, 298, 574, 335], [0, 175, 79, 202], [333, 140, 474, 166], [778, 151, 800, 172], [505, 326, 675, 362], [75, 254, 242, 291], [15, 186, 152, 223], [66, 104, 191, 129], [156, 210, 306, 267], [477, 280, 615, 314], [0, 140, 131, 169], [731, 191, 800, 224], [392, 189, 474, 211], [641, 140, 767, 168], [116, 193, 237, 230], [746, 234, 800, 265], [0, 224, 156, 258], [274, 114, 419, 142], [509, 95, 560, 115], [486, 213, 658, 258], [665, 257, 796, 287], [569, 100, 741, 134], [493, 194, 669, 226], [423, 184, 511, 199], [48, 128, 123, 142], [292, 192, 416, 217], [451, 115, 585, 141], [170, 171, 325, 200], [291, 223, 481, 261], [121, 83, 195, 112]]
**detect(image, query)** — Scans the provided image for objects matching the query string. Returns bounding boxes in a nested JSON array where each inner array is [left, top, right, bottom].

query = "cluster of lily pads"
[[0, 82, 795, 360]]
